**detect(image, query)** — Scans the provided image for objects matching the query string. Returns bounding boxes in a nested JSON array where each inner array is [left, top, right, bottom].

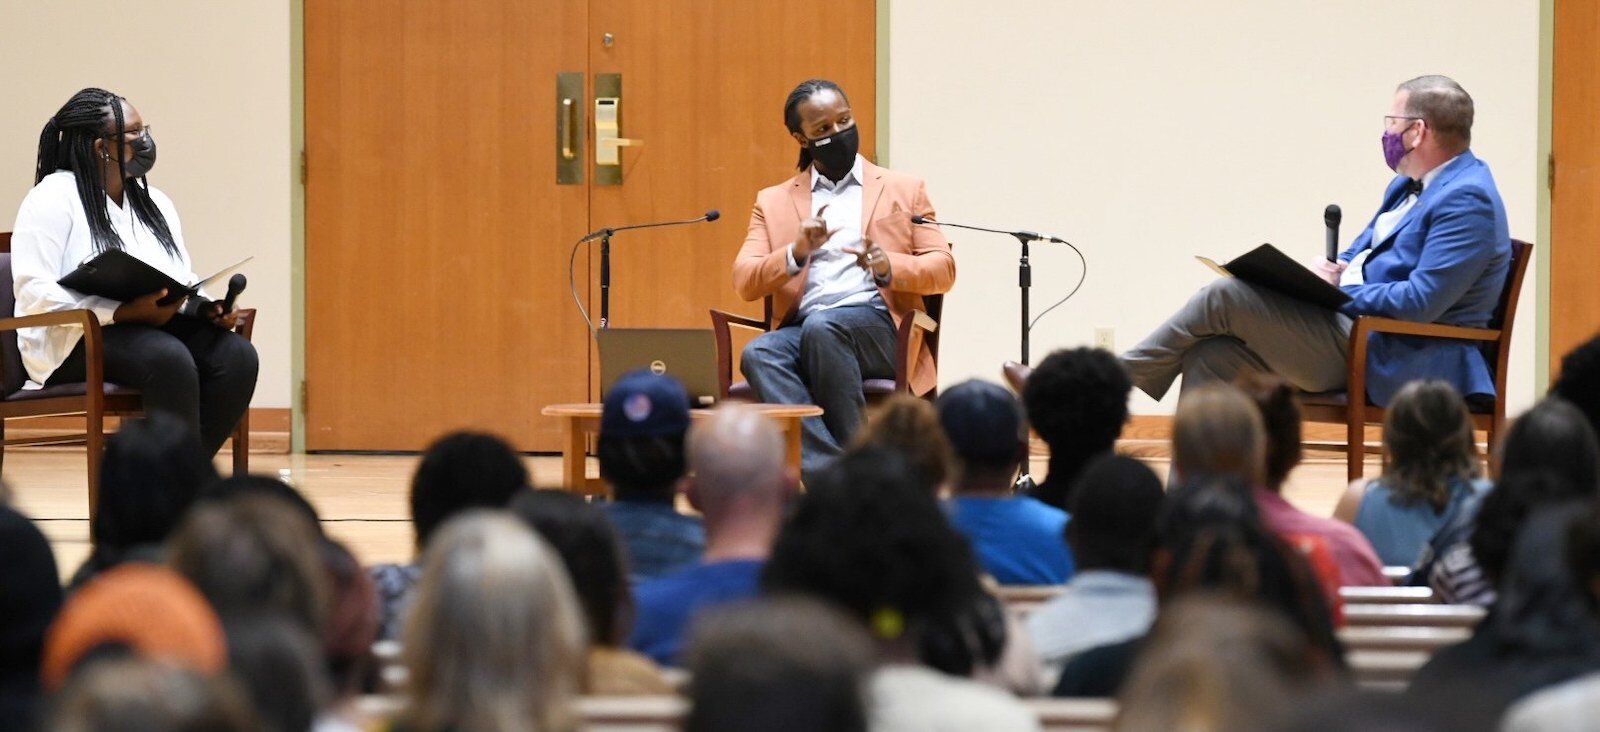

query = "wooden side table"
[[540, 403, 823, 495]]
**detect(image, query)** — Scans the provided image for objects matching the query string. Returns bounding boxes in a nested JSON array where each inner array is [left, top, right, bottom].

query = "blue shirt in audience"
[[604, 501, 705, 581], [1354, 476, 1491, 566], [629, 558, 765, 666], [945, 495, 1075, 585]]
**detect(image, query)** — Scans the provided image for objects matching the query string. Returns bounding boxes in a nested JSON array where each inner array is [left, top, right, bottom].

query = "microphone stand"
[[599, 229, 614, 329], [913, 217, 1065, 365], [572, 211, 720, 331]]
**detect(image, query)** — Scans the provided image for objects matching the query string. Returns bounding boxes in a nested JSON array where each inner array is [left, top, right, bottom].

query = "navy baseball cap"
[[937, 379, 1026, 465], [602, 370, 691, 438]]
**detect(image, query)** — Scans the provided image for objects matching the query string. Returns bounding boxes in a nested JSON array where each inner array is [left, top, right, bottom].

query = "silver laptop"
[[596, 328, 719, 405]]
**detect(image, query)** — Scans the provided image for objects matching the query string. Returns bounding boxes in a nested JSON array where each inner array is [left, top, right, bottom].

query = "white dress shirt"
[[1341, 154, 1461, 287], [10, 171, 199, 387], [784, 155, 886, 317]]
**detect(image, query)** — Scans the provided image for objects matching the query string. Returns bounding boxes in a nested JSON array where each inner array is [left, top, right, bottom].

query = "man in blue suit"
[[1121, 75, 1510, 408]]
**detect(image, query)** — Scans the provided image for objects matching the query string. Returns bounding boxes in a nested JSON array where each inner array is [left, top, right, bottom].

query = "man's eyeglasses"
[[1383, 115, 1421, 128]]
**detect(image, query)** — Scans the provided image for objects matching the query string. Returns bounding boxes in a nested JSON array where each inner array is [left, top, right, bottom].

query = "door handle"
[[594, 97, 644, 165], [555, 72, 583, 184], [561, 98, 577, 160]]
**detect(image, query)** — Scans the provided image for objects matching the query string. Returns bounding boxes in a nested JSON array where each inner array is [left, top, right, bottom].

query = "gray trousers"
[[1121, 278, 1353, 402], [741, 304, 897, 475]]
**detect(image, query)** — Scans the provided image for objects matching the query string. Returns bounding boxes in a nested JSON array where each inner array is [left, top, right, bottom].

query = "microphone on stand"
[[568, 209, 723, 330], [910, 214, 1069, 245], [1324, 204, 1342, 262]]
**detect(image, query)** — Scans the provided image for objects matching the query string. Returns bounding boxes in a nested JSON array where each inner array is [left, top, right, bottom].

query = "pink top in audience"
[[1253, 487, 1387, 587]]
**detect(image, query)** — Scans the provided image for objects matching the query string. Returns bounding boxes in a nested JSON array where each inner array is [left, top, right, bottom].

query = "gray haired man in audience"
[[629, 405, 797, 666]]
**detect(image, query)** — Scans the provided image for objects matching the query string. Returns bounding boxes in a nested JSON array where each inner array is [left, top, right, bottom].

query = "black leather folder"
[[1196, 244, 1352, 310], [58, 250, 249, 305]]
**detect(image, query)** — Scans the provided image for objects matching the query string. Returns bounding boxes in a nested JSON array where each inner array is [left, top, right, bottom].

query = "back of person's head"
[[1488, 504, 1600, 667], [1154, 478, 1342, 669], [688, 405, 792, 526], [1380, 380, 1479, 508], [508, 489, 633, 648], [1114, 596, 1326, 732], [402, 511, 585, 732], [599, 371, 691, 500], [1066, 455, 1165, 574], [410, 431, 529, 548], [1022, 347, 1132, 507], [1235, 373, 1303, 491], [684, 598, 874, 732], [851, 394, 952, 492], [221, 616, 329, 732], [762, 448, 1002, 677], [0, 505, 63, 730], [47, 658, 255, 732], [936, 380, 1027, 486], [198, 475, 322, 531], [42, 565, 227, 691], [1470, 470, 1596, 588], [93, 414, 218, 548], [1172, 384, 1266, 486], [1552, 333, 1600, 439], [1495, 397, 1600, 489], [166, 495, 329, 636], [316, 538, 377, 698]]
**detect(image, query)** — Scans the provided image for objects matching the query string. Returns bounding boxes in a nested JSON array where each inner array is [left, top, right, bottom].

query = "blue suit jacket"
[[1337, 151, 1511, 406]]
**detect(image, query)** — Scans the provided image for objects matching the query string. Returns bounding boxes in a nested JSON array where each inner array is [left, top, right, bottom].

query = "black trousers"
[[47, 316, 259, 457]]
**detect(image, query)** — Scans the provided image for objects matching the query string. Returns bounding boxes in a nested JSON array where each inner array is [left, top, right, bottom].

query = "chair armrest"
[[232, 308, 258, 340], [0, 309, 98, 333], [893, 309, 938, 393], [710, 308, 771, 399], [0, 309, 109, 398], [1355, 315, 1498, 342]]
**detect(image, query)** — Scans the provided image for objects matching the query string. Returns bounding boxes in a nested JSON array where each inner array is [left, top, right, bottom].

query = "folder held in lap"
[[1196, 244, 1351, 310], [58, 250, 252, 306]]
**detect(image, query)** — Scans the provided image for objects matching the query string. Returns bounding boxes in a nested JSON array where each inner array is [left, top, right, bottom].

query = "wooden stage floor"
[[5, 446, 1377, 582]]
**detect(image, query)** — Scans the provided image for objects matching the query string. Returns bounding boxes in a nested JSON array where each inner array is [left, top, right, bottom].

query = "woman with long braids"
[[11, 88, 257, 456]]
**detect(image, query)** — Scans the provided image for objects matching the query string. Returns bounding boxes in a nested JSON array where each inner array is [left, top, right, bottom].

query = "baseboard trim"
[[4, 407, 291, 454]]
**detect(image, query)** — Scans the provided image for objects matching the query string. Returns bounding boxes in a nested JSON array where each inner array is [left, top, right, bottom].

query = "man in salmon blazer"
[[733, 79, 955, 477]]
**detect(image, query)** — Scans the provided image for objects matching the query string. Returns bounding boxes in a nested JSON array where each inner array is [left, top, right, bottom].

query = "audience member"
[[851, 394, 953, 492], [1113, 597, 1327, 732], [1333, 380, 1489, 566], [938, 379, 1073, 584], [631, 406, 795, 666], [763, 448, 1040, 731], [1021, 347, 1132, 510], [69, 414, 217, 591], [1170, 382, 1267, 486], [221, 615, 330, 732], [1235, 375, 1387, 586], [41, 564, 227, 690], [509, 489, 672, 694], [1551, 332, 1600, 438], [1026, 455, 1163, 687], [684, 598, 875, 732], [1500, 499, 1600, 729], [1410, 503, 1600, 717], [599, 370, 704, 580], [398, 512, 584, 732], [1054, 477, 1343, 699], [199, 474, 324, 529], [0, 504, 63, 731], [368, 430, 529, 640], [316, 538, 379, 729], [1419, 397, 1600, 604], [167, 494, 330, 635], [46, 658, 256, 732]]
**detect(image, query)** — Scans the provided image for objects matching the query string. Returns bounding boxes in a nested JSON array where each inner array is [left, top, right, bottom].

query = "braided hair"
[[35, 88, 179, 256], [783, 79, 848, 171]]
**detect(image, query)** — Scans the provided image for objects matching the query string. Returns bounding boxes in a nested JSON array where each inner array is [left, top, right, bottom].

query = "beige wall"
[[0, 2, 293, 408], [886, 1, 1542, 415]]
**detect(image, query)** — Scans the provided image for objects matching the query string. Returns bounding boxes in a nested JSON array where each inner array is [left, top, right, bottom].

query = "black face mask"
[[122, 132, 157, 178], [808, 124, 858, 176]]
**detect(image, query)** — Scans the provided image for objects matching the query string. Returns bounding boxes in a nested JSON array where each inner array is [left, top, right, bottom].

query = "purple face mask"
[[1381, 122, 1414, 171]]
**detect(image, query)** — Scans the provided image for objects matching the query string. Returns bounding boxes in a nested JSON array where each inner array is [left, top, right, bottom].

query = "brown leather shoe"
[[1001, 361, 1033, 393]]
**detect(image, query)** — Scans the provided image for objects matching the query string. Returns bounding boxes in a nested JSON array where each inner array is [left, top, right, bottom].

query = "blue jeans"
[[740, 304, 896, 475]]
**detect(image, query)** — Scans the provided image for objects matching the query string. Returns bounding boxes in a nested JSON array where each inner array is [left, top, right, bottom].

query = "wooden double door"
[[304, 1, 876, 451]]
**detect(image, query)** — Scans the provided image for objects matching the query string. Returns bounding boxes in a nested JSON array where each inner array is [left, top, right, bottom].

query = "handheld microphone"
[[579, 209, 721, 242], [1324, 204, 1341, 262], [910, 214, 1069, 245], [221, 274, 247, 313]]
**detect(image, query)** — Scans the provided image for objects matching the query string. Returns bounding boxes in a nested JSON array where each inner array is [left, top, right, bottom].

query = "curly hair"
[[410, 432, 529, 550], [1022, 347, 1132, 508], [1235, 373, 1303, 491], [850, 395, 953, 492], [1379, 381, 1479, 510], [761, 448, 1003, 676], [1552, 332, 1600, 441]]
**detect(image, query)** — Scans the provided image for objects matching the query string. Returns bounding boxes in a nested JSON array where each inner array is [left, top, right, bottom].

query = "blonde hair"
[[1172, 384, 1266, 486], [401, 511, 586, 732]]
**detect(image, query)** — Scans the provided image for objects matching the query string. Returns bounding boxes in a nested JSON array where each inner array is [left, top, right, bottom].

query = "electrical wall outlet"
[[1094, 326, 1115, 352]]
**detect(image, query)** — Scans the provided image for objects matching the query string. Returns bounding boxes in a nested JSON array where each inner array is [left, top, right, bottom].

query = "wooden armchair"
[[710, 293, 943, 401], [0, 234, 254, 525], [1301, 239, 1533, 481]]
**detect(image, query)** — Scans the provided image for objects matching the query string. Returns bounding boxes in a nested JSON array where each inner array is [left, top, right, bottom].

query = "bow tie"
[[1404, 178, 1424, 197]]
